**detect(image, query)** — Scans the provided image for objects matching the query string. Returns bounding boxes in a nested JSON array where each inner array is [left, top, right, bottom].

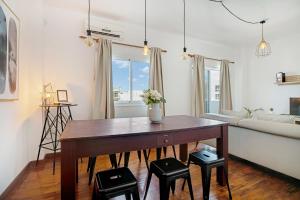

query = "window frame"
[[112, 58, 149, 106]]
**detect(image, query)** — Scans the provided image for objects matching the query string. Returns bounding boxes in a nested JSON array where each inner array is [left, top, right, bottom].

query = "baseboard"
[[0, 161, 34, 200], [229, 154, 300, 184]]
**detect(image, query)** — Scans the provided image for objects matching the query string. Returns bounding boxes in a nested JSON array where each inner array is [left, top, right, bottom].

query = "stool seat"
[[93, 167, 140, 200], [189, 150, 224, 167], [151, 157, 189, 176], [96, 167, 137, 193]]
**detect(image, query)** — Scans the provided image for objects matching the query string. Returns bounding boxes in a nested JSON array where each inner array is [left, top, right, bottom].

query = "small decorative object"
[[141, 89, 166, 123], [276, 72, 285, 83], [42, 83, 55, 105], [0, 0, 20, 100], [269, 108, 274, 114], [243, 107, 264, 118], [57, 90, 68, 103]]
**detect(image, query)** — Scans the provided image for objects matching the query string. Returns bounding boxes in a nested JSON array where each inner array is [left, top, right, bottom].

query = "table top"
[[61, 115, 228, 142], [40, 103, 78, 107]]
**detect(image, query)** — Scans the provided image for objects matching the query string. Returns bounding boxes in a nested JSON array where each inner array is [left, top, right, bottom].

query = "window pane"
[[112, 59, 130, 102], [132, 61, 149, 101], [204, 64, 220, 114], [208, 69, 220, 113]]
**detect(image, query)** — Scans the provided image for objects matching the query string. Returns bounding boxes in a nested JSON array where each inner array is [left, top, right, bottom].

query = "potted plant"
[[141, 89, 166, 123]]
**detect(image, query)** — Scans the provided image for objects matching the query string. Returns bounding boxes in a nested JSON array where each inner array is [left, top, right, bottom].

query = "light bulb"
[[144, 45, 149, 56], [182, 47, 188, 60], [84, 29, 94, 47], [84, 36, 94, 47], [259, 40, 267, 49], [143, 40, 149, 56]]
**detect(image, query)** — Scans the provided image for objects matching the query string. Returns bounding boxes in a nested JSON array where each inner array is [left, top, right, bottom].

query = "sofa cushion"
[[221, 110, 248, 118], [252, 113, 295, 124], [238, 119, 300, 139], [201, 113, 241, 126]]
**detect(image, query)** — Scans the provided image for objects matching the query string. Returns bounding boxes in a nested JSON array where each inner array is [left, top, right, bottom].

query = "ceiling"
[[45, 0, 300, 46]]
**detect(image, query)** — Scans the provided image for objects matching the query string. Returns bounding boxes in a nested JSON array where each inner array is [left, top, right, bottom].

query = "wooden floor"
[[6, 145, 300, 200]]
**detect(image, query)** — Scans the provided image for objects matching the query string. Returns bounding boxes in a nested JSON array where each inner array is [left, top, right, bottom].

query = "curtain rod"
[[79, 36, 167, 53], [188, 53, 235, 64]]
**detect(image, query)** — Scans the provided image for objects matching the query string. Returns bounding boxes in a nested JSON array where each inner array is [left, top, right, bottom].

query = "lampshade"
[[256, 20, 271, 57], [84, 30, 94, 47]]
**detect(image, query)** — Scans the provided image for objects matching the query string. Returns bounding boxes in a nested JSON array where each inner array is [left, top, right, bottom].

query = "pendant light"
[[143, 0, 149, 55], [84, 0, 94, 47], [210, 0, 271, 57], [182, 0, 188, 60], [255, 20, 271, 57]]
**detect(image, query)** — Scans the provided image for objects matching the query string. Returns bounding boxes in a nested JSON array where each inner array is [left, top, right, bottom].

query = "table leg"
[[216, 125, 228, 186], [179, 144, 188, 162], [61, 141, 76, 200]]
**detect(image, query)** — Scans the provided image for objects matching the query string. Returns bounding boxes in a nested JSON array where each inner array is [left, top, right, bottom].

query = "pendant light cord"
[[88, 0, 91, 31], [183, 0, 186, 49], [209, 0, 265, 25], [145, 0, 147, 41]]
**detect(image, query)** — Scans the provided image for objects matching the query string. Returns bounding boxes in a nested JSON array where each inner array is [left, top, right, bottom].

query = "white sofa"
[[201, 111, 300, 180]]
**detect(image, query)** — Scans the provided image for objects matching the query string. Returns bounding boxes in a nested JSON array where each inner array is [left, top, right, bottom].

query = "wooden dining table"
[[60, 115, 229, 200]]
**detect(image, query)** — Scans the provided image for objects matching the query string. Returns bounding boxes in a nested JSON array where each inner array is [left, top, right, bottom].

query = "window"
[[112, 59, 149, 103], [204, 63, 220, 113]]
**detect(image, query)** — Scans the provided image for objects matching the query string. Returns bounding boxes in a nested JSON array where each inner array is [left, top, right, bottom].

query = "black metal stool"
[[182, 149, 232, 200], [92, 167, 140, 200], [144, 157, 194, 200]]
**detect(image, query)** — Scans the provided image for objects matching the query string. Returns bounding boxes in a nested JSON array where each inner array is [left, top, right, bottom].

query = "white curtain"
[[219, 60, 232, 112], [192, 55, 205, 117], [149, 47, 165, 116], [92, 39, 115, 119]]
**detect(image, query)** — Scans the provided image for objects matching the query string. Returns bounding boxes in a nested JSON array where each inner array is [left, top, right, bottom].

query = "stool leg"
[[163, 147, 167, 157], [125, 193, 132, 200], [147, 149, 151, 158], [156, 148, 162, 160], [118, 152, 123, 166], [143, 150, 150, 171], [137, 151, 142, 162], [109, 154, 117, 168], [186, 174, 194, 200], [89, 157, 97, 185], [87, 157, 91, 172], [124, 152, 131, 167], [223, 167, 232, 200], [159, 179, 170, 200], [182, 157, 191, 190], [172, 145, 177, 159], [132, 186, 140, 200], [143, 171, 153, 200], [170, 180, 176, 194], [76, 159, 79, 183], [201, 167, 211, 200]]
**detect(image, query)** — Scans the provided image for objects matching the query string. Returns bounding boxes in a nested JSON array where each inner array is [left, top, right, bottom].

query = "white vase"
[[149, 103, 162, 123]]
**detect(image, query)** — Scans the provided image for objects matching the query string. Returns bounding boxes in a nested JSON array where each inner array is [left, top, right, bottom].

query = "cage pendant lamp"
[[143, 0, 149, 55], [84, 0, 94, 47], [256, 20, 271, 57], [182, 0, 188, 60]]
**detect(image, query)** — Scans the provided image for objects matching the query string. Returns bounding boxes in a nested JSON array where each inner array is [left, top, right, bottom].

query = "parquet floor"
[[5, 145, 300, 200]]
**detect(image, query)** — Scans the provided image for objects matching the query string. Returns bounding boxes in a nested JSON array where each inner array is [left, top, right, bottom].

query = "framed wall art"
[[0, 0, 20, 100]]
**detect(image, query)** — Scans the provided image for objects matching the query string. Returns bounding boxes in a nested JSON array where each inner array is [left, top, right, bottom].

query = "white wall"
[[0, 0, 44, 194], [42, 3, 240, 118], [240, 33, 300, 114]]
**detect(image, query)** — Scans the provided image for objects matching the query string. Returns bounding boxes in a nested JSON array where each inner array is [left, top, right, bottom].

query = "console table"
[[36, 103, 77, 174], [60, 115, 229, 199]]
